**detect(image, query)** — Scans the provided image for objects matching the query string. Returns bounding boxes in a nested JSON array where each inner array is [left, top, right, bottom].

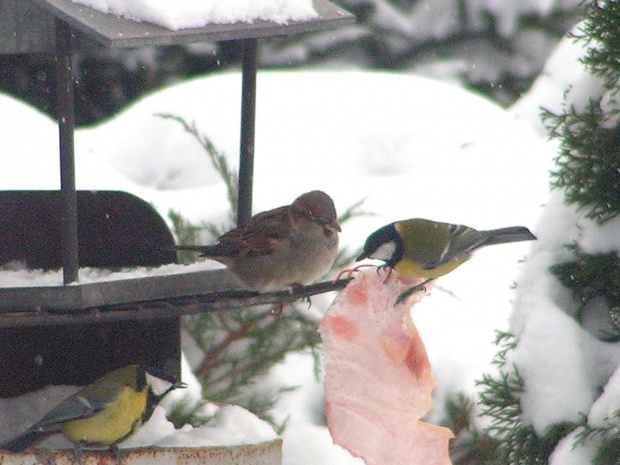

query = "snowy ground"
[[0, 67, 554, 463]]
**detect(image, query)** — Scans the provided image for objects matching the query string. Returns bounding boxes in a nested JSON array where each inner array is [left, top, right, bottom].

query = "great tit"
[[0, 364, 186, 463], [357, 218, 536, 303]]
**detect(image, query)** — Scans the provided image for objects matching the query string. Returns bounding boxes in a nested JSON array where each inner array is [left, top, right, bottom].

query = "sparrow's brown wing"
[[218, 206, 292, 257]]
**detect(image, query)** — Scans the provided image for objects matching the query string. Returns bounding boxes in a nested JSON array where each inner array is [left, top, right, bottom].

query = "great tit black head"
[[355, 223, 403, 266], [356, 222, 403, 267], [139, 365, 186, 396], [140, 365, 187, 423]]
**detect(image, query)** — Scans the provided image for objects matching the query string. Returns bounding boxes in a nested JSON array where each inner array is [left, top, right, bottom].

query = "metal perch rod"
[[0, 278, 351, 328]]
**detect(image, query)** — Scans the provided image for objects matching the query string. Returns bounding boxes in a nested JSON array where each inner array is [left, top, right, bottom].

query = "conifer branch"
[[159, 113, 369, 430]]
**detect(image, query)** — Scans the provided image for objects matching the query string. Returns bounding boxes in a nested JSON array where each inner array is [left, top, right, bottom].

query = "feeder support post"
[[55, 19, 79, 284], [237, 38, 258, 227]]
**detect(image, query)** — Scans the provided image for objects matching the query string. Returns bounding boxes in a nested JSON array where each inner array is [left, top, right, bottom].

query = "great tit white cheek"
[[145, 372, 175, 397], [370, 241, 397, 262]]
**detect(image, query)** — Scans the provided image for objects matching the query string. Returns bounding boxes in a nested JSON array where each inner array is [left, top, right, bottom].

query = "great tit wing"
[[398, 219, 462, 267], [29, 394, 106, 432], [31, 377, 125, 431], [424, 224, 490, 269]]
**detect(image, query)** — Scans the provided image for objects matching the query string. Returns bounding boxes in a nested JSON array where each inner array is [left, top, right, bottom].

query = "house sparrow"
[[176, 191, 341, 292]]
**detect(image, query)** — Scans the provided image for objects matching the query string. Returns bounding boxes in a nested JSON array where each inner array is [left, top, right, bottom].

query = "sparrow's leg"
[[290, 283, 312, 308], [271, 302, 286, 315]]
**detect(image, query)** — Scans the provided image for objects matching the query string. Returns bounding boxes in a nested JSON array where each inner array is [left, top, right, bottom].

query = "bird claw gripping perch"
[[394, 278, 434, 306]]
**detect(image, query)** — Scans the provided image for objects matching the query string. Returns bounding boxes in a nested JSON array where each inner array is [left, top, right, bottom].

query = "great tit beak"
[[356, 252, 367, 262], [325, 219, 342, 233], [174, 381, 188, 390]]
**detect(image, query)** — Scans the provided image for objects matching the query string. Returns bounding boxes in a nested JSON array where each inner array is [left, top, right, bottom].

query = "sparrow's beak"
[[325, 219, 342, 233]]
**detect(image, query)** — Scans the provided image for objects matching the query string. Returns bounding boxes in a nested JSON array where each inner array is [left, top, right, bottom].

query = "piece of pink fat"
[[319, 268, 454, 465]]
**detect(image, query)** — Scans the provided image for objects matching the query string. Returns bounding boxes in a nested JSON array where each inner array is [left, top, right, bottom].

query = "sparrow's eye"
[[307, 210, 325, 226]]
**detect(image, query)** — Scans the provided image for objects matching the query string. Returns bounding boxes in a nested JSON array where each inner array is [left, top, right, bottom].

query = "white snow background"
[[1, 2, 614, 463]]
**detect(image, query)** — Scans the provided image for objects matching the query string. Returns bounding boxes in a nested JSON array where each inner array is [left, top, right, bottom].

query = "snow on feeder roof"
[[33, 0, 352, 47]]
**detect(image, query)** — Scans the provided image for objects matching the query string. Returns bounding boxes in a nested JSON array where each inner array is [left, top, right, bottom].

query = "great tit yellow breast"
[[393, 255, 468, 279], [62, 386, 148, 446]]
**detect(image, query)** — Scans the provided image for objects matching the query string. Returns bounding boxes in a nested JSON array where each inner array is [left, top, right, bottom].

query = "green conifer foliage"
[[477, 1, 620, 463]]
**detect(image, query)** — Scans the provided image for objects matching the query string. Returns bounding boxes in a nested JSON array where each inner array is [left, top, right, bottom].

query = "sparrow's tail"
[[172, 244, 227, 257], [484, 226, 537, 246], [1, 430, 53, 453]]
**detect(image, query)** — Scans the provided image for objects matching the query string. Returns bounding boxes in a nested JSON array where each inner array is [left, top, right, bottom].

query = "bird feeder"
[[0, 0, 353, 438]]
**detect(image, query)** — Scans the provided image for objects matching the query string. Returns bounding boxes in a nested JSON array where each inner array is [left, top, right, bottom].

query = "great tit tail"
[[0, 430, 54, 453], [485, 226, 537, 246]]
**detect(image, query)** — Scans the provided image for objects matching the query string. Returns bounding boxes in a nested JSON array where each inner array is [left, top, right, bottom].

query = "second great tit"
[[357, 218, 536, 303], [0, 364, 186, 463]]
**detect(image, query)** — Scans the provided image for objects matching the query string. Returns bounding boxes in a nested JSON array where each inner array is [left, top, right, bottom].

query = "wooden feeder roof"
[[33, 0, 354, 47]]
